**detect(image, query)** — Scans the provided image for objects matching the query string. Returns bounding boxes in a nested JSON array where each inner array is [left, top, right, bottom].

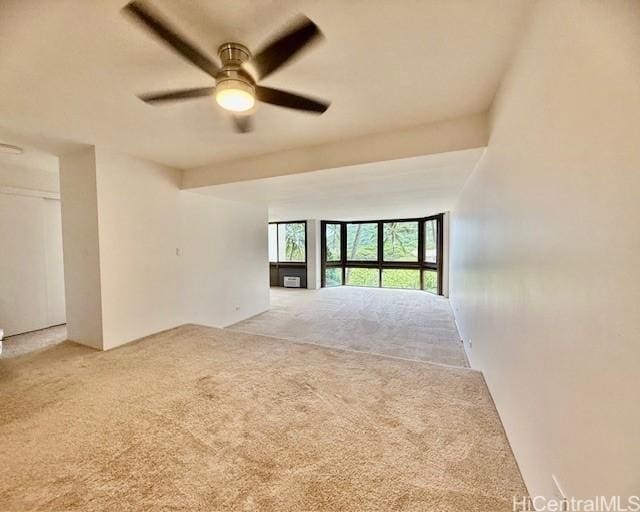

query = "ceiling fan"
[[123, 1, 330, 133]]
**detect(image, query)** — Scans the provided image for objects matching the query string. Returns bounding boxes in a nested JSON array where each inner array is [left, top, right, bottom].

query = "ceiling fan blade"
[[138, 87, 215, 104], [247, 16, 322, 80], [232, 115, 253, 133], [123, 1, 220, 78], [256, 86, 330, 114]]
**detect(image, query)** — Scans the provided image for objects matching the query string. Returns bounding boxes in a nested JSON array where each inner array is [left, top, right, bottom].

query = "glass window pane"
[[424, 219, 438, 263], [278, 222, 306, 262], [423, 270, 438, 294], [383, 221, 418, 261], [345, 267, 379, 287], [324, 267, 342, 287], [382, 269, 420, 290], [268, 224, 277, 262], [346, 223, 378, 261], [325, 224, 341, 262]]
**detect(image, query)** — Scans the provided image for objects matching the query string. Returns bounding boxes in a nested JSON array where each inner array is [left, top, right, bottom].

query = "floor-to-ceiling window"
[[321, 214, 444, 294], [268, 221, 307, 287], [323, 222, 342, 286]]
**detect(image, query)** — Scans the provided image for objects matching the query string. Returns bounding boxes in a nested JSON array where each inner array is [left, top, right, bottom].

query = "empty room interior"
[[0, 1, 638, 511]]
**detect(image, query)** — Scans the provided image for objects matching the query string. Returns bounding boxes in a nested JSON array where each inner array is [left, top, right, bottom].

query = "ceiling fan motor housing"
[[218, 42, 250, 66], [217, 42, 254, 87]]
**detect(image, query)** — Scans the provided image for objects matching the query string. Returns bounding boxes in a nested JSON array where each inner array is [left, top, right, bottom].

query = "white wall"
[[306, 220, 321, 290], [43, 197, 66, 327], [0, 163, 59, 193], [180, 192, 269, 327], [60, 147, 268, 350], [60, 148, 103, 348], [450, 0, 640, 500], [95, 149, 183, 349], [0, 163, 65, 337]]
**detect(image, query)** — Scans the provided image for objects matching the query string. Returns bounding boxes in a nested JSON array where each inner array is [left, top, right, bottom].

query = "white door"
[[0, 192, 66, 336], [0, 193, 48, 335]]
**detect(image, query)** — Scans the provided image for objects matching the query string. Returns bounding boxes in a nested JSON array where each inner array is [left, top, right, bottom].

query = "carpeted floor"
[[1, 324, 67, 358], [0, 325, 525, 511], [230, 287, 468, 368]]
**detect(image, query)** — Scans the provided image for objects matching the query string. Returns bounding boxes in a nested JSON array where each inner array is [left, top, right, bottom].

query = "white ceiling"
[[0, 126, 61, 173], [196, 148, 484, 221], [0, 0, 530, 170]]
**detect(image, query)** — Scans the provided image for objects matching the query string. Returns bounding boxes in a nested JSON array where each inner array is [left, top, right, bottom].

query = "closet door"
[[0, 192, 48, 335]]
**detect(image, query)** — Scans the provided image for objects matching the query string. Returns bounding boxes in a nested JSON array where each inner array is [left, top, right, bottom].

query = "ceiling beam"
[[181, 112, 489, 189]]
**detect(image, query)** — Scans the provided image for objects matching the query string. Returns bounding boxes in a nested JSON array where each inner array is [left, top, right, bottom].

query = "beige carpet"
[[0, 325, 524, 511], [230, 287, 468, 368], [1, 324, 67, 358]]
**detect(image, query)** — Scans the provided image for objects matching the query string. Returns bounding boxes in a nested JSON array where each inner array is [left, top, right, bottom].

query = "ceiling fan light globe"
[[215, 79, 255, 113]]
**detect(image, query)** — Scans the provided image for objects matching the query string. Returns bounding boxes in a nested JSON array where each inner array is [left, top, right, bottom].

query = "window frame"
[[321, 214, 444, 294], [345, 221, 379, 263], [324, 222, 342, 263], [268, 223, 278, 263], [321, 221, 344, 287], [269, 221, 308, 288], [269, 221, 308, 265], [382, 220, 420, 263]]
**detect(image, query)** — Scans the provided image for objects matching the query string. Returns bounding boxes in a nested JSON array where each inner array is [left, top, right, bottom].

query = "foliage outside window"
[[382, 269, 420, 290], [423, 270, 438, 294], [345, 267, 379, 287], [424, 219, 437, 263], [269, 222, 306, 263], [383, 222, 419, 261], [324, 267, 342, 287], [346, 223, 377, 261], [325, 224, 341, 261]]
